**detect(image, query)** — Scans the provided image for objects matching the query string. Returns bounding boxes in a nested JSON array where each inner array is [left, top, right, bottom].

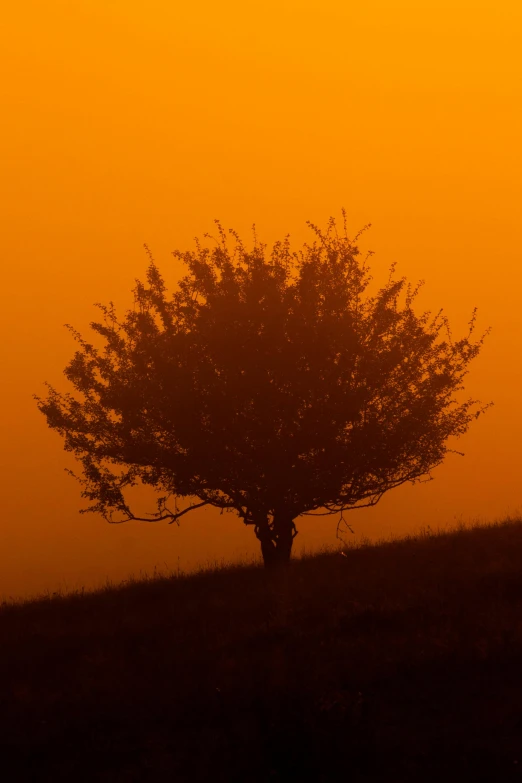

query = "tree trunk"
[[254, 512, 297, 569]]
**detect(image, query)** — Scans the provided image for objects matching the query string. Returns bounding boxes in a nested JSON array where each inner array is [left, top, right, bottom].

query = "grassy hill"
[[2, 519, 522, 782]]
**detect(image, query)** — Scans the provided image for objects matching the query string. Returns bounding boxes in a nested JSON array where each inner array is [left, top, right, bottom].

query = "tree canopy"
[[36, 215, 490, 567]]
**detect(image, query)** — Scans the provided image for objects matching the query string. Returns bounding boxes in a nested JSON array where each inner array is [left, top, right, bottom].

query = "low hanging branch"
[[120, 499, 210, 525]]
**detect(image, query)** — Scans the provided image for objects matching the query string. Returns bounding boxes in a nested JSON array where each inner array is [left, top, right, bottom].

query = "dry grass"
[[2, 517, 522, 781]]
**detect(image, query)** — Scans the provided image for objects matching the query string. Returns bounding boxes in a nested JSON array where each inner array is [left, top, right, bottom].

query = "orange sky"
[[1, 1, 521, 600]]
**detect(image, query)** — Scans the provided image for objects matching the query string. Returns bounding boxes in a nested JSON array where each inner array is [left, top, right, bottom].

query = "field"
[[2, 519, 522, 781]]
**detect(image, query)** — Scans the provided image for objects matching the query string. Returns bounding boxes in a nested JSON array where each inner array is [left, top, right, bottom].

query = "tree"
[[36, 215, 490, 568]]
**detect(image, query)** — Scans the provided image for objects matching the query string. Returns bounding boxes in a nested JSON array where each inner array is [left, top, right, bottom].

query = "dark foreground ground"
[[2, 520, 522, 782]]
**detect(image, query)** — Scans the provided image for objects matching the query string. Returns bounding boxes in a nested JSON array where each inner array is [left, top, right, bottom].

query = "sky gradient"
[[1, 1, 521, 599]]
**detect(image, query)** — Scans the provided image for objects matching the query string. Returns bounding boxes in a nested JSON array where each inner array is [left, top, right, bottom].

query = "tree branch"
[[117, 500, 210, 525], [167, 500, 209, 524]]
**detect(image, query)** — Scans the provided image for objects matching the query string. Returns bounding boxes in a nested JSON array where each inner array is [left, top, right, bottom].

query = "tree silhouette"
[[36, 215, 490, 567]]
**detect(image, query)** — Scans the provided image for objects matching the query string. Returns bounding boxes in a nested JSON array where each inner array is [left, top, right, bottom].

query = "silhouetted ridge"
[[1, 518, 522, 781]]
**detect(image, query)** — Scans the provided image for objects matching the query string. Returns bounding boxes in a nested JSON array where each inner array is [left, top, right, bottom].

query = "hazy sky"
[[1, 1, 521, 600]]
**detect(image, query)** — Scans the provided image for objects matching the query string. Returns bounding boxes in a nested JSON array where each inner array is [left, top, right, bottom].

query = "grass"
[[2, 518, 522, 781]]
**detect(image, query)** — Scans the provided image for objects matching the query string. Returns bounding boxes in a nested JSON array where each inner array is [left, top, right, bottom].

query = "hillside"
[[2, 519, 522, 782]]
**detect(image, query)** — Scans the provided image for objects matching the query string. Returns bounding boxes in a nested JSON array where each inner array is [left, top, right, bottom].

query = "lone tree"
[[36, 215, 489, 568]]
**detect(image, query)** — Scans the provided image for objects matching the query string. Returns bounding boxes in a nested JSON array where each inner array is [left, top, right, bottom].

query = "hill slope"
[[2, 520, 522, 781]]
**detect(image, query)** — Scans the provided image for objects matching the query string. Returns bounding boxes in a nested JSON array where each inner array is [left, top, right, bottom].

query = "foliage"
[[36, 214, 490, 565]]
